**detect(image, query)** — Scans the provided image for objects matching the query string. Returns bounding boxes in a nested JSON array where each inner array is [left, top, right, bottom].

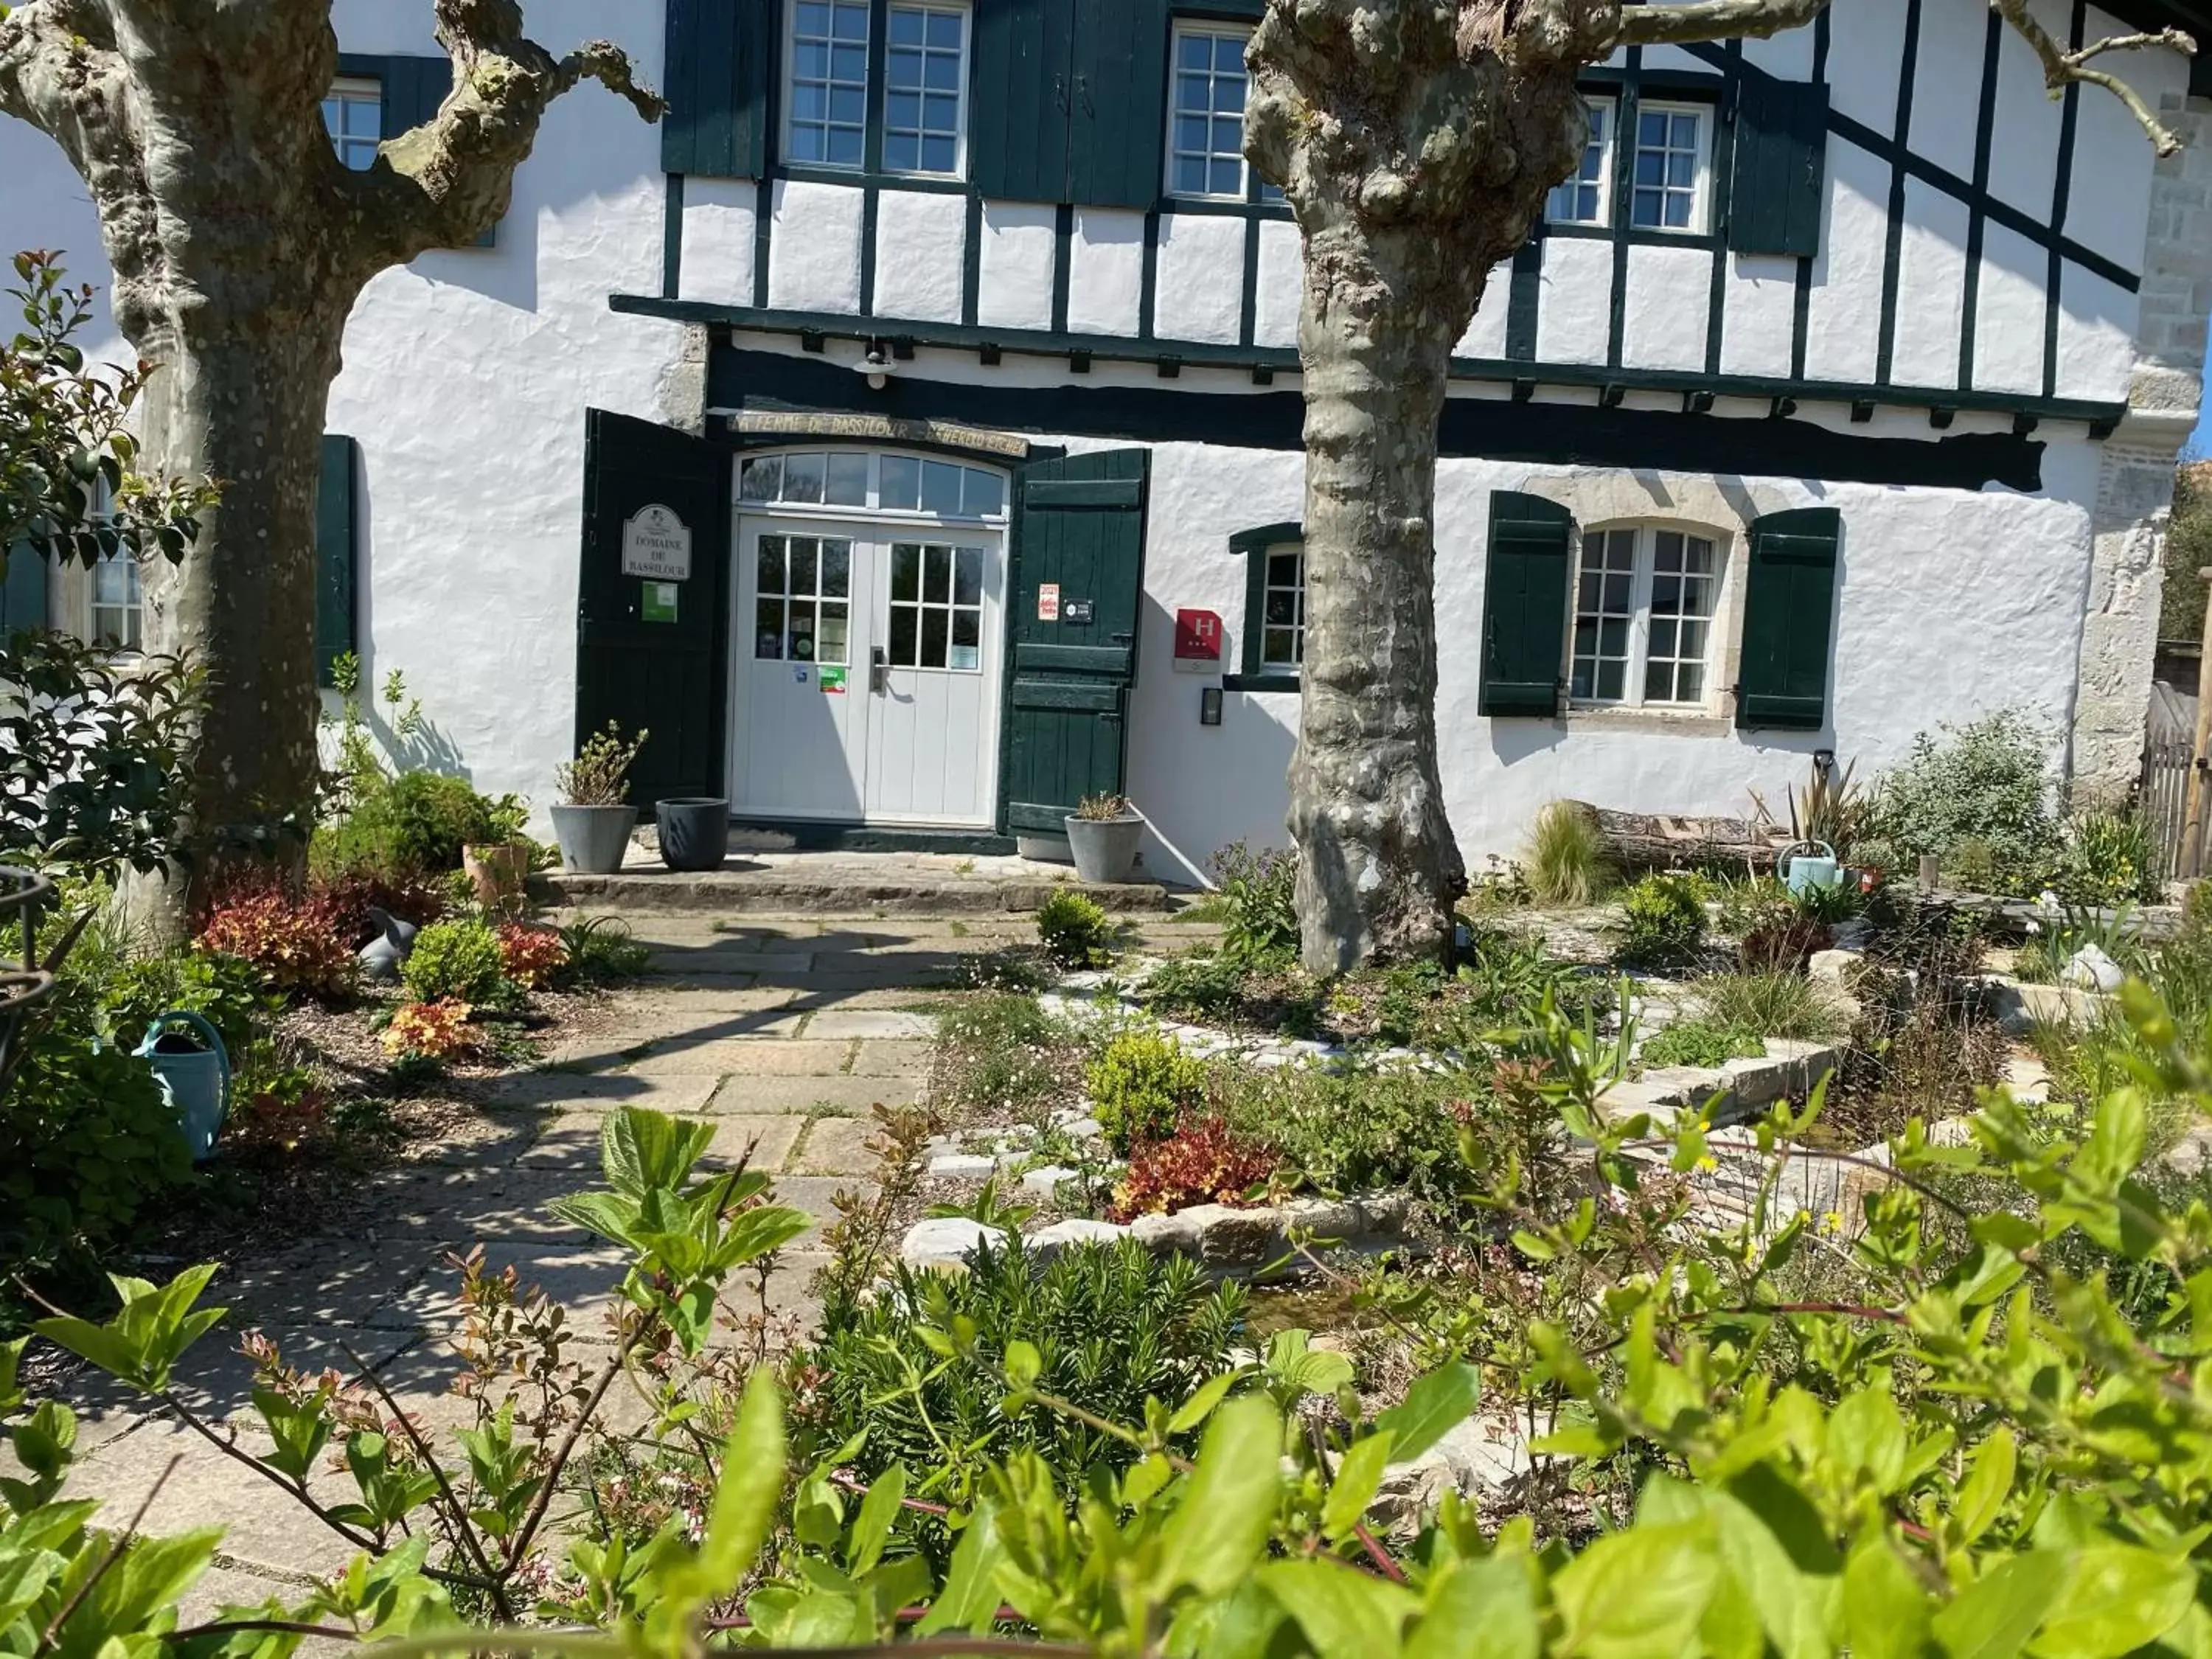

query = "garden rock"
[[1368, 1415, 1534, 1532], [1027, 1219, 1130, 1261], [1129, 1209, 1207, 1258], [1018, 1164, 1083, 1199], [900, 1217, 1012, 1271], [927, 1152, 998, 1181], [2063, 944, 2125, 992]]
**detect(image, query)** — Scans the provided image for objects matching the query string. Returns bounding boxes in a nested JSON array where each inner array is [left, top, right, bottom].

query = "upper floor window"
[[91, 552, 142, 653], [883, 4, 968, 175], [787, 0, 872, 167], [1630, 102, 1709, 232], [1546, 97, 1613, 226], [323, 78, 382, 170], [1168, 24, 1253, 200], [1571, 524, 1719, 706]]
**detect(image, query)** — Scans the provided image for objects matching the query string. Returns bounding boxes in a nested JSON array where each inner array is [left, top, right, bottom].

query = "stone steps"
[[538, 866, 1174, 915]]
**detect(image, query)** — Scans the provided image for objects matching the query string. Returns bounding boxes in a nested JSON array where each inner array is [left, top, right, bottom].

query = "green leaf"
[[2081, 1089, 2147, 1186], [845, 1462, 906, 1576], [2027, 1546, 2197, 1658], [1374, 1364, 1479, 1464], [1550, 1519, 1719, 1659], [697, 1371, 784, 1592], [1161, 1395, 1283, 1598], [546, 1191, 639, 1248], [1844, 1538, 1931, 1659], [1258, 1558, 1419, 1659], [1952, 1427, 2015, 1549], [1932, 1555, 2065, 1659], [1167, 1371, 1239, 1436], [915, 1503, 1008, 1636], [1408, 1555, 1540, 1659], [602, 1107, 714, 1199], [1826, 1387, 1908, 1496], [1322, 1431, 1397, 1545], [1003, 1340, 1041, 1391]]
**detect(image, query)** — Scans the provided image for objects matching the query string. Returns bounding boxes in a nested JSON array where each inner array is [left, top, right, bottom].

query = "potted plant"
[[462, 794, 535, 914], [1064, 792, 1144, 885], [656, 795, 731, 873], [551, 723, 647, 874]]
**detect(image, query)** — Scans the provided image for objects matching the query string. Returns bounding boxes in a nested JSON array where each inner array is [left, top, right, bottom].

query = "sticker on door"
[[1037, 582, 1060, 622]]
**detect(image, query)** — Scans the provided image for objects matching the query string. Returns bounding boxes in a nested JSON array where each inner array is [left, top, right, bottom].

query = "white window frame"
[[784, 0, 874, 171], [1627, 99, 1712, 234], [1568, 522, 1725, 711], [880, 1, 970, 178], [1165, 21, 1255, 202], [322, 77, 383, 172], [1256, 540, 1306, 672], [1545, 94, 1615, 226], [89, 551, 143, 655]]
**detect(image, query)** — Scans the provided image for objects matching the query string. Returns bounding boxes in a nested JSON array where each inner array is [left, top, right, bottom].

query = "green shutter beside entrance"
[[661, 0, 772, 178], [0, 544, 47, 639], [1736, 506, 1841, 731], [1727, 69, 1828, 259], [316, 436, 359, 689], [999, 450, 1150, 836], [1478, 491, 1573, 718]]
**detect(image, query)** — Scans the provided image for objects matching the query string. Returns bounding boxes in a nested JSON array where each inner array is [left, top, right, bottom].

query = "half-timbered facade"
[[4, 0, 2208, 882]]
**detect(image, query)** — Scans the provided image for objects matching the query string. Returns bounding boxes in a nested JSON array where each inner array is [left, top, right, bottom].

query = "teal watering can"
[[135, 1012, 231, 1163], [1779, 838, 1842, 900]]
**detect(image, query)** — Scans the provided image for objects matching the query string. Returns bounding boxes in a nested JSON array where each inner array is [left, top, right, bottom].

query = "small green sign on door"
[[641, 581, 679, 624]]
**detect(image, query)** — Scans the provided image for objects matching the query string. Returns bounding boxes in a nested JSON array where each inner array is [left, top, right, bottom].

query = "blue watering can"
[[1779, 838, 1842, 900], [135, 1011, 231, 1163]]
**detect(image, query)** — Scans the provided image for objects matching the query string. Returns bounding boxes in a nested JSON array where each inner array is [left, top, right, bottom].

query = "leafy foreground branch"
[[10, 981, 2212, 1656]]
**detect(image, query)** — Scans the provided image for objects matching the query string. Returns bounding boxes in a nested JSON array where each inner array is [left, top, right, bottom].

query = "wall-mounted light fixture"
[[858, 341, 894, 391]]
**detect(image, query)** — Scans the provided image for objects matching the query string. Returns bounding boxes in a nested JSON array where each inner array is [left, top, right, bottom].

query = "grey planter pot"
[[656, 797, 730, 872], [1064, 813, 1144, 885], [551, 804, 636, 874]]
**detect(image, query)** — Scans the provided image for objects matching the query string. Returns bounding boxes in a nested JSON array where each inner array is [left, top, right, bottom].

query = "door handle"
[[871, 646, 889, 695]]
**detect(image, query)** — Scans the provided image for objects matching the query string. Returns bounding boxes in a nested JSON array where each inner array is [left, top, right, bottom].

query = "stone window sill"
[[1559, 704, 1733, 737]]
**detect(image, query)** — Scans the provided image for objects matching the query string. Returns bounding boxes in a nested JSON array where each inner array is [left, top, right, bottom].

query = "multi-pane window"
[[1259, 543, 1306, 671], [1545, 98, 1613, 225], [738, 451, 1006, 519], [1571, 524, 1719, 708], [888, 543, 985, 671], [883, 4, 967, 175], [1630, 102, 1708, 232], [322, 80, 382, 170], [787, 0, 872, 167], [90, 553, 142, 653], [754, 534, 852, 664], [1168, 25, 1253, 199]]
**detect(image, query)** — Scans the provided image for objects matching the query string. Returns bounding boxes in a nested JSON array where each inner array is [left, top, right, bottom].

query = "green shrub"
[[1225, 1062, 1476, 1200], [400, 917, 509, 1004], [1208, 841, 1298, 961], [1792, 877, 1864, 925], [2056, 807, 2162, 906], [1690, 970, 1846, 1041], [806, 1235, 1244, 1509], [555, 915, 653, 987], [1614, 872, 1708, 967], [1523, 800, 1610, 907], [1085, 1027, 1209, 1153], [1140, 950, 1251, 1020], [1638, 1018, 1764, 1071], [1872, 712, 2063, 896], [314, 771, 521, 880], [1, 994, 192, 1281], [1035, 890, 1114, 968], [85, 947, 270, 1060]]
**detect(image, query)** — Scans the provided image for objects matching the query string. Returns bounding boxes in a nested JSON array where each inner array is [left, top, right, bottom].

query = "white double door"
[[730, 515, 1002, 826]]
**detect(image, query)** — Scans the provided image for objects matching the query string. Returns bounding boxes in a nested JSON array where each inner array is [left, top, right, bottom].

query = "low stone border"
[[1596, 1039, 1844, 1127], [900, 1191, 1411, 1279]]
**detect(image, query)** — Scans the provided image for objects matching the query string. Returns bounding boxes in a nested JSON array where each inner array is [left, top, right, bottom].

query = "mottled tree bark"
[[0, 0, 660, 938]]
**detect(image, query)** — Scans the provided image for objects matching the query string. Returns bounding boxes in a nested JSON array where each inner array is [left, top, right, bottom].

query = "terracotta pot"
[[463, 841, 532, 911]]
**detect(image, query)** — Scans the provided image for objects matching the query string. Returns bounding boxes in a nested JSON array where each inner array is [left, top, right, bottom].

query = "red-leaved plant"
[[496, 922, 569, 989], [1110, 1118, 1280, 1221], [383, 997, 476, 1062], [196, 885, 356, 998]]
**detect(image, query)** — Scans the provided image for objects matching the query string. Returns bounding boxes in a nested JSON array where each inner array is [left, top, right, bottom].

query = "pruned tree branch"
[[1610, 0, 1832, 48], [1989, 0, 2195, 156]]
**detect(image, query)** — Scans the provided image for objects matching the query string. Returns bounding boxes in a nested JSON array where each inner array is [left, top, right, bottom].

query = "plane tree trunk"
[[0, 0, 661, 938]]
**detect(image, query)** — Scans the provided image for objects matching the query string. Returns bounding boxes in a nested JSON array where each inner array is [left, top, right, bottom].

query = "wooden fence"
[[2143, 722, 2195, 883]]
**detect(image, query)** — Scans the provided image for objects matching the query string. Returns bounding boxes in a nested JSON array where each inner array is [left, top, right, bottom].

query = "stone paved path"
[[13, 911, 1211, 1618]]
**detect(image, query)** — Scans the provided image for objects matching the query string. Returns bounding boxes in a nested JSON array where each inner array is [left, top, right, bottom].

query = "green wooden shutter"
[[316, 436, 359, 689], [662, 0, 773, 177], [0, 545, 47, 638], [1478, 491, 1572, 718], [973, 0, 1077, 201], [1736, 506, 1840, 731], [1066, 0, 1168, 209], [1726, 69, 1828, 258], [1000, 450, 1150, 835]]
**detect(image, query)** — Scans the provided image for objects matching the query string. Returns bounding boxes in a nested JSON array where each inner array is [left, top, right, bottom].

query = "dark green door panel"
[[576, 408, 732, 808], [1736, 506, 1841, 731], [1478, 490, 1573, 717], [998, 449, 1150, 835]]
